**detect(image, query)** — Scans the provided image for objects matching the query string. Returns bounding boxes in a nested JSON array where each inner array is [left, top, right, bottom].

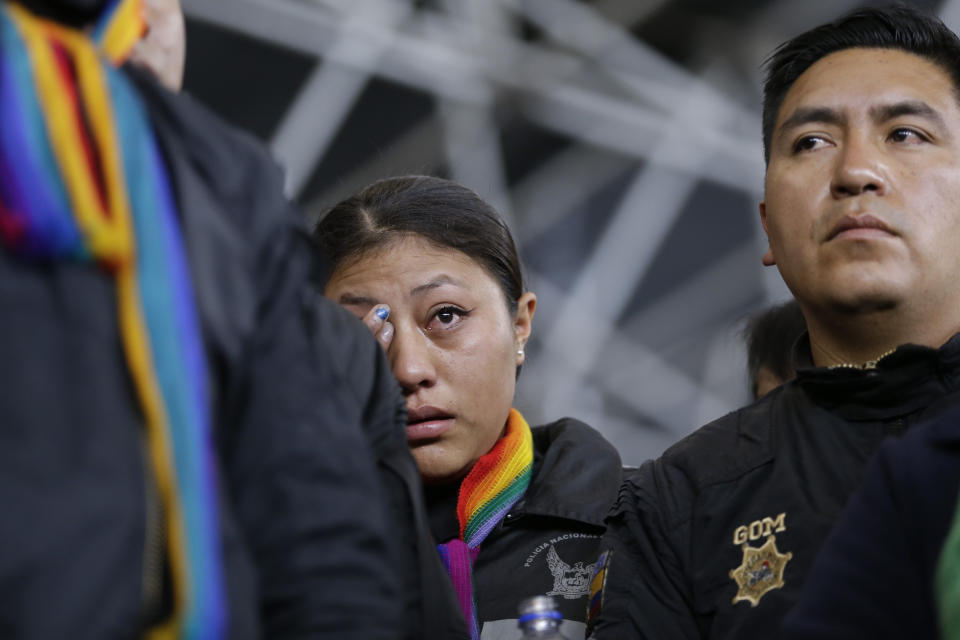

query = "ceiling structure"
[[180, 0, 951, 464]]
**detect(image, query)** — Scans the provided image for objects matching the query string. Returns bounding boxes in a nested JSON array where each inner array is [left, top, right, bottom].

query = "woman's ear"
[[514, 291, 537, 365]]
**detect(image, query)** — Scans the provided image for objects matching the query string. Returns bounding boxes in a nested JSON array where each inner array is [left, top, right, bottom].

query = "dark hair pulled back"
[[314, 175, 525, 313]]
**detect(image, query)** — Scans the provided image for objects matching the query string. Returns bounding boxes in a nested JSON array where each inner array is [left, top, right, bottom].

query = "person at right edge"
[[587, 5, 960, 639]]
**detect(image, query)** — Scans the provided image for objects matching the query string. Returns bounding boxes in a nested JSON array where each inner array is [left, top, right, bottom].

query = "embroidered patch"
[[546, 544, 595, 599], [584, 549, 611, 638], [732, 512, 786, 545], [729, 535, 793, 607], [523, 532, 599, 568]]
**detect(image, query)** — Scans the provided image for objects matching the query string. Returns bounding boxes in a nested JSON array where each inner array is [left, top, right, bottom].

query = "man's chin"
[[822, 287, 901, 316], [806, 264, 908, 315]]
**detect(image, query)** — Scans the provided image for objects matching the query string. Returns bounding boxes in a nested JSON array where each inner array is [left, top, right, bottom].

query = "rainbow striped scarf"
[[92, 0, 147, 65], [437, 408, 534, 639], [0, 3, 224, 638]]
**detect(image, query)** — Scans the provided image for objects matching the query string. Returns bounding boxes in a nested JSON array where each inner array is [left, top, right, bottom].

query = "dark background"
[[180, 0, 950, 463]]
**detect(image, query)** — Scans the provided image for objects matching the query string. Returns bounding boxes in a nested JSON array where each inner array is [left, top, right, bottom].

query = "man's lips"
[[827, 214, 896, 241], [406, 405, 455, 441]]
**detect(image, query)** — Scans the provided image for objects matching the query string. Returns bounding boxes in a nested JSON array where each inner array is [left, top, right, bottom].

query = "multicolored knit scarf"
[[436, 408, 534, 639], [92, 0, 146, 65], [937, 492, 960, 639], [0, 3, 224, 638]]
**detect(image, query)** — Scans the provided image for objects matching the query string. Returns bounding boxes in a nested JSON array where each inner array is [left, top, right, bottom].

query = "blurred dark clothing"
[[16, 0, 104, 25], [427, 419, 623, 640], [590, 333, 960, 640], [782, 410, 960, 640], [0, 58, 400, 637]]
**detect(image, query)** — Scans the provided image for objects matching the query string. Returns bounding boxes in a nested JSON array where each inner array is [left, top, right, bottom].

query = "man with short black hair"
[[588, 6, 960, 638]]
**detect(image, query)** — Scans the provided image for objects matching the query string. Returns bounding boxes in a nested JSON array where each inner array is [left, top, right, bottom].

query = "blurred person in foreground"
[[0, 0, 400, 637], [124, 3, 448, 637], [588, 5, 960, 639], [314, 175, 625, 640], [743, 299, 806, 399], [126, 2, 470, 636], [782, 398, 960, 639]]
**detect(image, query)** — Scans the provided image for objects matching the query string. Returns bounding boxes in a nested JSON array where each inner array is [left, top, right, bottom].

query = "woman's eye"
[[437, 308, 458, 323], [426, 306, 470, 331]]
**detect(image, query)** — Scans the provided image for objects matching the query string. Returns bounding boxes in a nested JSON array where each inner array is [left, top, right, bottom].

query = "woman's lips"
[[406, 406, 454, 442], [406, 418, 454, 441]]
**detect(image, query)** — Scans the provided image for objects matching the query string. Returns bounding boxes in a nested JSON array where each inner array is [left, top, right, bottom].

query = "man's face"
[[761, 48, 960, 318]]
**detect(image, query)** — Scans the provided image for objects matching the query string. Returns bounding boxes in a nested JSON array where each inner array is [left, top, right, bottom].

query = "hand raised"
[[362, 305, 395, 351]]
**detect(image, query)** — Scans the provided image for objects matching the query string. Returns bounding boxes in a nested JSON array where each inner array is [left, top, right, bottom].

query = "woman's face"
[[325, 235, 536, 484]]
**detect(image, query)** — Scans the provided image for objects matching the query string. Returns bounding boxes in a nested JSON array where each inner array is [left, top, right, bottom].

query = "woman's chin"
[[414, 448, 474, 486]]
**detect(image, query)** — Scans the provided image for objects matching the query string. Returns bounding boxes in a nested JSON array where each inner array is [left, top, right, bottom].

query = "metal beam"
[[183, 0, 763, 191]]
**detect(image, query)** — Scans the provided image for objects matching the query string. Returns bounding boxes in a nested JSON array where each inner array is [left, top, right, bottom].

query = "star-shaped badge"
[[729, 535, 793, 607]]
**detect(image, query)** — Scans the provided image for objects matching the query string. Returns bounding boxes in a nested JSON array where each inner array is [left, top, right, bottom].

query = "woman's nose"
[[389, 328, 438, 393]]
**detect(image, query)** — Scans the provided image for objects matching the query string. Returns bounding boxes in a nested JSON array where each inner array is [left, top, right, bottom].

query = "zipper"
[[140, 432, 165, 629]]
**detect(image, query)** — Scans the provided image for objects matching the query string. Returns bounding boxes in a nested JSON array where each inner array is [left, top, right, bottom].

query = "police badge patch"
[[546, 544, 595, 599], [729, 535, 793, 607]]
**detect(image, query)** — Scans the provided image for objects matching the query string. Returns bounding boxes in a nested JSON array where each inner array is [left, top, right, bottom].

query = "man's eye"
[[888, 127, 926, 143], [792, 135, 825, 153]]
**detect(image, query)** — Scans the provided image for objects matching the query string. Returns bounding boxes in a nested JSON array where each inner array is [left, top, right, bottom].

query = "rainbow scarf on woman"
[[437, 408, 534, 639], [0, 3, 224, 638]]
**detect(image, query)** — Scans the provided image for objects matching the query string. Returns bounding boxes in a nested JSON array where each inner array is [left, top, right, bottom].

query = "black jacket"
[[428, 418, 623, 640], [589, 334, 960, 640], [0, 64, 400, 638], [783, 404, 960, 639]]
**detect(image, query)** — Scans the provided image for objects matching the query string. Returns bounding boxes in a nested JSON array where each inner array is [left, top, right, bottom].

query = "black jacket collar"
[[426, 418, 622, 542], [510, 418, 622, 528], [794, 332, 960, 422]]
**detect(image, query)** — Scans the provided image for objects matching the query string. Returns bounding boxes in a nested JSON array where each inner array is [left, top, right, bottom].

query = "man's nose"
[[830, 137, 887, 198]]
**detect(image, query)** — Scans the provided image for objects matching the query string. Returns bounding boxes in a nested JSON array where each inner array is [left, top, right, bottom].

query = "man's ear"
[[759, 201, 776, 267], [514, 292, 537, 365]]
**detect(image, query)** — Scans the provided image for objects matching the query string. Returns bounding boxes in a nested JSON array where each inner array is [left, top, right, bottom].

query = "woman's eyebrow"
[[337, 293, 378, 307], [410, 275, 464, 297]]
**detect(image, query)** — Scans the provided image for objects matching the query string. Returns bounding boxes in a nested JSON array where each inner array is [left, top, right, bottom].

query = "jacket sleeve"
[[222, 221, 402, 638], [590, 459, 701, 640], [781, 441, 934, 640]]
